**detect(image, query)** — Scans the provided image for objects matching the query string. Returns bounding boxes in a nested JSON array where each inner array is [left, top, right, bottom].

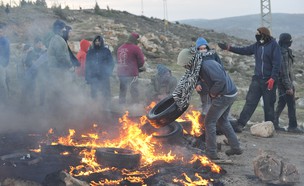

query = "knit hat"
[[279, 33, 292, 43], [195, 37, 209, 49], [279, 33, 292, 47], [53, 19, 66, 33], [177, 48, 193, 66], [128, 32, 140, 44], [257, 27, 271, 36], [156, 64, 170, 76]]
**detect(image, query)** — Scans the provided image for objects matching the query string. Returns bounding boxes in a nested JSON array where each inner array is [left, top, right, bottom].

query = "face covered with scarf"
[[255, 27, 272, 44]]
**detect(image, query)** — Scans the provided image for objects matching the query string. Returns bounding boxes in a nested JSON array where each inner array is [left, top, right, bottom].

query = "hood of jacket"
[[92, 35, 105, 49], [80, 39, 91, 52]]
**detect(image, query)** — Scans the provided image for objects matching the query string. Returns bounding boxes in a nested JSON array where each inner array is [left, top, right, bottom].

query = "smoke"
[[0, 69, 115, 134], [0, 19, 151, 135]]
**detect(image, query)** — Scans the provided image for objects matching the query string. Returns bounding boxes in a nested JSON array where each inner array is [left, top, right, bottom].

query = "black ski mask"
[[255, 34, 262, 42], [279, 33, 292, 48]]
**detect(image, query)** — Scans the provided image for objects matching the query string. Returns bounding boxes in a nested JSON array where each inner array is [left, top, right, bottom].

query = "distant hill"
[[180, 13, 304, 50]]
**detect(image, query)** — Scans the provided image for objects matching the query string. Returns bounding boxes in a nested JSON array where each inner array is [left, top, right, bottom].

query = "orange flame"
[[173, 172, 209, 186], [177, 106, 204, 137], [190, 154, 222, 173], [45, 105, 221, 185]]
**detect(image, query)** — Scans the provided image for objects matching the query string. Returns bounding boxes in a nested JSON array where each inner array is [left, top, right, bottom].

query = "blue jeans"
[[205, 95, 240, 156]]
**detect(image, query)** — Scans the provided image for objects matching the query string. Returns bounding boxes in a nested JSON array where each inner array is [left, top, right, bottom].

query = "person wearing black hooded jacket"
[[274, 33, 303, 133], [85, 35, 114, 104], [218, 27, 282, 132]]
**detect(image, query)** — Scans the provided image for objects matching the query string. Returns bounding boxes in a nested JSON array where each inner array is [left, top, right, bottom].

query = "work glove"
[[218, 43, 229, 50], [266, 78, 275, 90]]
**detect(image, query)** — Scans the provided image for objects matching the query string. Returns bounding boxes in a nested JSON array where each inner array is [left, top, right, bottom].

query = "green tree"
[[35, 0, 47, 7], [94, 2, 101, 14], [19, 0, 26, 7]]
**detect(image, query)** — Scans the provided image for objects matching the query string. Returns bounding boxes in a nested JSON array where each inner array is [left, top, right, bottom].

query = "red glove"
[[266, 78, 275, 90]]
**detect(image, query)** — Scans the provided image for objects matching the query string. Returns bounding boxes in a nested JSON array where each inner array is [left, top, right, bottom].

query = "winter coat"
[[76, 39, 91, 76], [85, 36, 114, 83], [0, 36, 10, 67], [229, 38, 281, 81], [196, 49, 222, 95], [199, 59, 237, 97], [116, 43, 145, 77], [47, 34, 71, 69], [278, 46, 295, 90]]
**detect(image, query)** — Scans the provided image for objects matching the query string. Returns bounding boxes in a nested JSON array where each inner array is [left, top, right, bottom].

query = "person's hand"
[[266, 78, 275, 90], [218, 43, 229, 50], [195, 85, 202, 91], [286, 89, 294, 95]]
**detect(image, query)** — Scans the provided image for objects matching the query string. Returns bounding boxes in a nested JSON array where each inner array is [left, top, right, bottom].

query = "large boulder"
[[253, 150, 300, 185]]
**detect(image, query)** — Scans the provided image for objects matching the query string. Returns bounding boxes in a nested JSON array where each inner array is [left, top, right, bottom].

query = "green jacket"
[[279, 47, 294, 90], [47, 34, 71, 69]]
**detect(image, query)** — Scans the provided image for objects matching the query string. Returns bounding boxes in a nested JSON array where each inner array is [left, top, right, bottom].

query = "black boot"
[[273, 121, 285, 131], [230, 120, 243, 133]]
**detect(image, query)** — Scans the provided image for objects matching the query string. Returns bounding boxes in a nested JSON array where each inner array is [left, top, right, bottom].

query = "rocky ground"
[[0, 5, 304, 186]]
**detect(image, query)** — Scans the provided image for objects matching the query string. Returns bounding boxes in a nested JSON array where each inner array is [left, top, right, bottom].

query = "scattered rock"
[[250, 121, 275, 138], [253, 150, 300, 185]]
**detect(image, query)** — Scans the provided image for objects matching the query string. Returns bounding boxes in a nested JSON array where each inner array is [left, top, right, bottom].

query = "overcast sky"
[[5, 0, 304, 21]]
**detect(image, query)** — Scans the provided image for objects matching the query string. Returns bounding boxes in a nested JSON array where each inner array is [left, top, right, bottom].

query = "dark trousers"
[[238, 76, 277, 126], [90, 77, 111, 101], [274, 85, 297, 128]]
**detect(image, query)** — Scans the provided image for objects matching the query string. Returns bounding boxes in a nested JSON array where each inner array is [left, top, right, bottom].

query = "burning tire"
[[95, 148, 141, 169], [152, 121, 183, 144], [147, 95, 189, 128]]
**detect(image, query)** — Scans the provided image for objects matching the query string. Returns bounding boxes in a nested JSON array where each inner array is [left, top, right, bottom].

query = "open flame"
[[42, 103, 222, 185], [173, 173, 210, 186], [177, 106, 204, 137]]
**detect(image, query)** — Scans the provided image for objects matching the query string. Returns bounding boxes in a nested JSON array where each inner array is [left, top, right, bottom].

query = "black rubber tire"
[[147, 95, 189, 128], [95, 148, 141, 169], [152, 121, 183, 144]]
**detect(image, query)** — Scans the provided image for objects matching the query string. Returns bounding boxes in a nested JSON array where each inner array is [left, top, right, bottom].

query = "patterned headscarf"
[[173, 47, 203, 110]]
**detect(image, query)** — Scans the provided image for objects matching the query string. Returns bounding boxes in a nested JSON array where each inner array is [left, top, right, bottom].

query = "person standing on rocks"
[[47, 19, 73, 116], [116, 32, 145, 104], [76, 39, 91, 77], [85, 35, 114, 106], [218, 27, 282, 132], [20, 37, 47, 108], [274, 33, 303, 133], [0, 24, 10, 106]]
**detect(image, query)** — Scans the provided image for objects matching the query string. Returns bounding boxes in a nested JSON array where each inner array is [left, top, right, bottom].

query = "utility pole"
[[141, 0, 144, 16], [163, 0, 168, 33], [260, 0, 272, 32]]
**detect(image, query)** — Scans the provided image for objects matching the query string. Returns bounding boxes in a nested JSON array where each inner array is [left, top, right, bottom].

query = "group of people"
[[175, 26, 302, 160], [1, 19, 301, 160], [0, 20, 152, 114]]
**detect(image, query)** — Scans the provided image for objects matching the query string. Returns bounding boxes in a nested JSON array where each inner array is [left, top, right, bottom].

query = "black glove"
[[218, 43, 229, 50]]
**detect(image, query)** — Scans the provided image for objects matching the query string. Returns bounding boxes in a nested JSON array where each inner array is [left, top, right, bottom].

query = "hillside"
[[1, 6, 304, 186], [1, 5, 304, 131], [180, 13, 304, 51]]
